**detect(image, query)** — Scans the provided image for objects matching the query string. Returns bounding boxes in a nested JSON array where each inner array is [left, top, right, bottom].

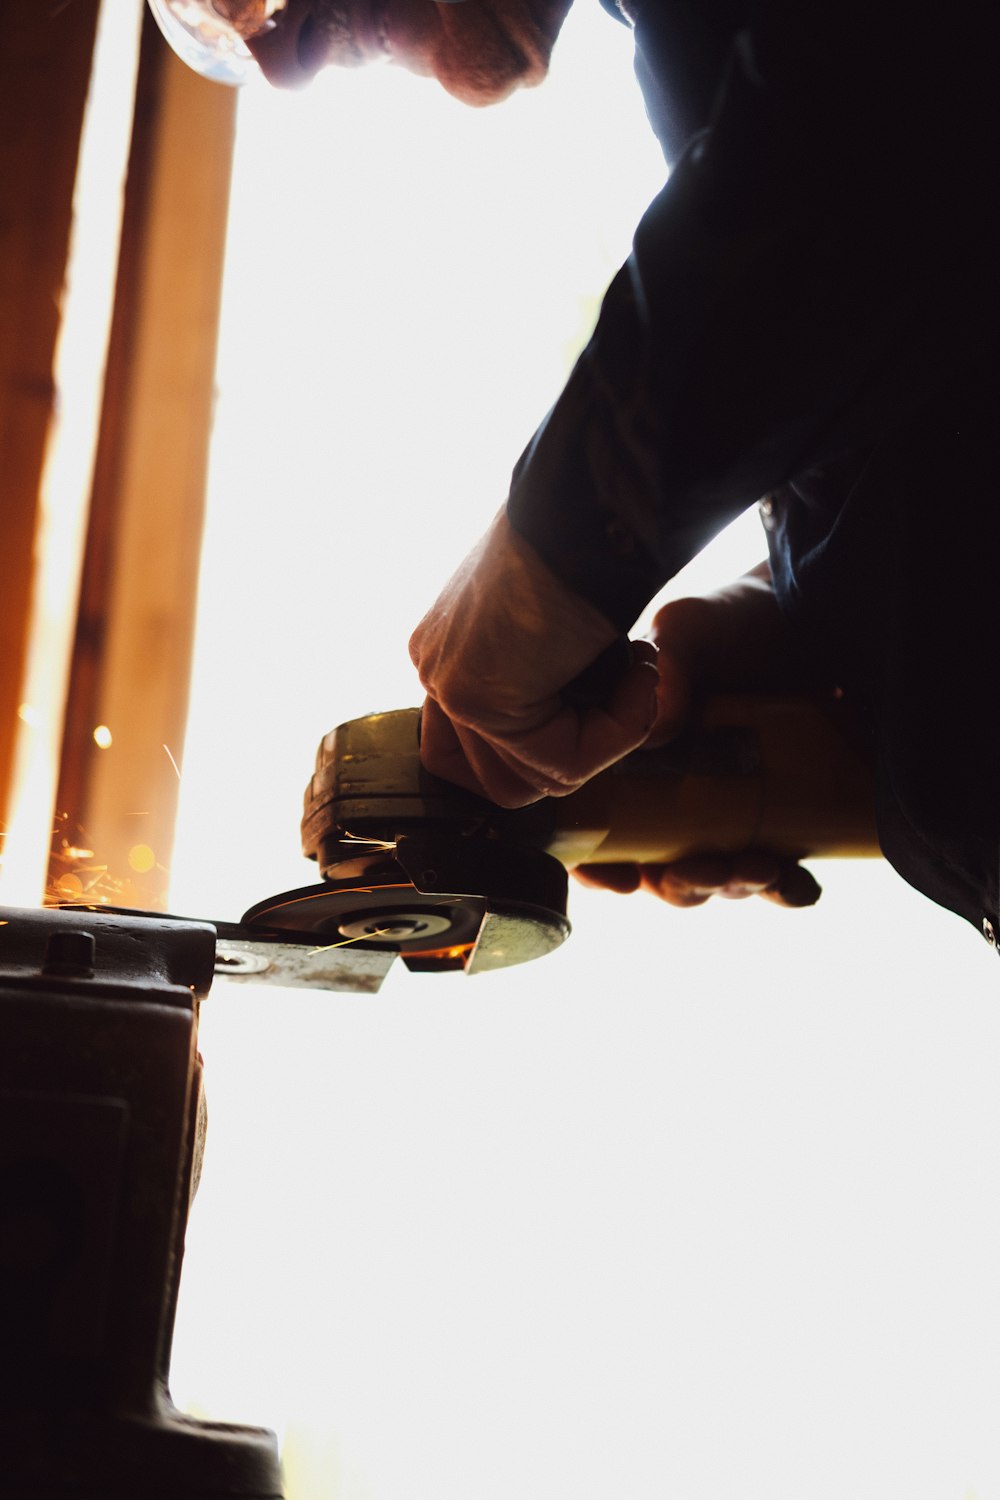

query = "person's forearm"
[[508, 2, 979, 633]]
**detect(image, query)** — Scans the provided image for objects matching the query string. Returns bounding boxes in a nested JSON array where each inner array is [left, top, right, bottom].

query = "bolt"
[[42, 929, 96, 977], [213, 947, 270, 976]]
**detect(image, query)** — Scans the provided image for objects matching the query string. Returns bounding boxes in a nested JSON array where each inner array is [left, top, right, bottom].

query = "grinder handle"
[[545, 690, 880, 869]]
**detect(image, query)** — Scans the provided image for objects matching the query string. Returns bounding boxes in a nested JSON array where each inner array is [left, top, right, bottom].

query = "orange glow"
[[128, 843, 156, 874], [406, 942, 475, 962]]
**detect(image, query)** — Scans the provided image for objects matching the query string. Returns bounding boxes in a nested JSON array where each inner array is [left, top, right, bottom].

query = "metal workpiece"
[[0, 903, 284, 1499], [212, 929, 395, 992], [5, 904, 402, 998]]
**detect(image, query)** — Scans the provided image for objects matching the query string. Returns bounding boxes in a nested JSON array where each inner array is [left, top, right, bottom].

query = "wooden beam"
[[50, 19, 237, 910], [0, 1, 103, 867]]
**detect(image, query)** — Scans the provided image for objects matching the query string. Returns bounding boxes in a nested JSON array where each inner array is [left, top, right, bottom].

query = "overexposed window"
[[168, 8, 1000, 1498]]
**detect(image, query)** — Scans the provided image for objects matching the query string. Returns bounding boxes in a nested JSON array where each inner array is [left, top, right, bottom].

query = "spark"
[[163, 744, 181, 780], [308, 928, 393, 955], [51, 841, 96, 865], [92, 724, 113, 749], [341, 831, 397, 851]]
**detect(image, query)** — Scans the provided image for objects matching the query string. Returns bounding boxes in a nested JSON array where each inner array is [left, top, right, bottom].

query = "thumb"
[[645, 646, 694, 746], [562, 644, 660, 787], [607, 640, 660, 738]]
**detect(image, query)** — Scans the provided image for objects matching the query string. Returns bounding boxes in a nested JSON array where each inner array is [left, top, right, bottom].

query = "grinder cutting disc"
[[242, 856, 485, 971]]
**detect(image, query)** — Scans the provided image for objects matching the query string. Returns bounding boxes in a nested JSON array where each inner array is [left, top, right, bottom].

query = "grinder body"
[[303, 696, 877, 873]]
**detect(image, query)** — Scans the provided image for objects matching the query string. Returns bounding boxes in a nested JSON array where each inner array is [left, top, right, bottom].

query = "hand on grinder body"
[[574, 563, 824, 910], [409, 508, 660, 807]]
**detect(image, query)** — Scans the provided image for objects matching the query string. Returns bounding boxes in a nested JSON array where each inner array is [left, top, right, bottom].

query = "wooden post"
[[50, 19, 237, 910], [0, 1, 106, 890]]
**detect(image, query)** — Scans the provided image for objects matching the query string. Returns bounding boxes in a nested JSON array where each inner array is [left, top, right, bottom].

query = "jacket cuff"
[[505, 384, 665, 635]]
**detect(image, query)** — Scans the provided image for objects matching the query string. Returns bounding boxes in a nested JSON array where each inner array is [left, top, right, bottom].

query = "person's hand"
[[573, 849, 822, 909], [408, 507, 660, 807], [247, 0, 572, 103], [574, 562, 823, 910]]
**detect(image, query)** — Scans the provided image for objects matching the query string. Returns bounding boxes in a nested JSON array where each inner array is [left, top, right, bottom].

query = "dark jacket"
[[506, 0, 998, 946]]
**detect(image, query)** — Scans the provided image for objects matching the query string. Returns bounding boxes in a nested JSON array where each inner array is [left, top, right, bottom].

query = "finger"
[[432, 652, 659, 803], [605, 645, 660, 733], [626, 637, 659, 673], [497, 653, 660, 795], [644, 646, 694, 746], [638, 853, 820, 910], [418, 698, 544, 805], [572, 863, 642, 894], [716, 851, 783, 898], [639, 863, 717, 908], [760, 863, 822, 908], [645, 854, 761, 894], [450, 726, 548, 806], [417, 698, 479, 789]]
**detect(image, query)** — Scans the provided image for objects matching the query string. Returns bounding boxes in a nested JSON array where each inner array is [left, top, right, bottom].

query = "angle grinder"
[[241, 692, 878, 980]]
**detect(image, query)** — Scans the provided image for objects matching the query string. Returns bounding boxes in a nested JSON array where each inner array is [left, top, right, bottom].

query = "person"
[[240, 0, 997, 945]]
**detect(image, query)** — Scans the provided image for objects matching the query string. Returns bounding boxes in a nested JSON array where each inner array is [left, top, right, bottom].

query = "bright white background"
[[168, 5, 1000, 1497]]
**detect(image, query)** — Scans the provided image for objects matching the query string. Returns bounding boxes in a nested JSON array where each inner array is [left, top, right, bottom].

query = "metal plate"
[[213, 933, 395, 993]]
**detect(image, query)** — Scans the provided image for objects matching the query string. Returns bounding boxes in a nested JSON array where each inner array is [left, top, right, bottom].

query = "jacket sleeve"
[[505, 1, 990, 631]]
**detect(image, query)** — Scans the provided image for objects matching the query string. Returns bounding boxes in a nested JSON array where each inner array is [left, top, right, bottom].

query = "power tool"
[[244, 691, 878, 982]]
